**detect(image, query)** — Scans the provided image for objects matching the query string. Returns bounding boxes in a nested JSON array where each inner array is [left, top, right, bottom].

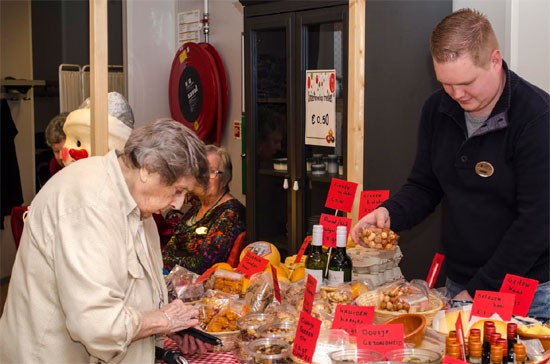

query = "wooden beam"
[[347, 0, 365, 224], [90, 0, 109, 156]]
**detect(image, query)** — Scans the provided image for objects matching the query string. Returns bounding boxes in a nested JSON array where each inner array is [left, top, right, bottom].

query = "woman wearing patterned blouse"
[[163, 145, 246, 274]]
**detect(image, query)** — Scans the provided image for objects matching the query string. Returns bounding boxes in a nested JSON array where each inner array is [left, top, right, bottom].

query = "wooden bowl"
[[518, 325, 550, 351], [384, 313, 426, 347]]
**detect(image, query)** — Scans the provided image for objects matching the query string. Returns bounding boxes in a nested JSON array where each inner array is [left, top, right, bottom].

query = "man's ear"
[[490, 49, 502, 67]]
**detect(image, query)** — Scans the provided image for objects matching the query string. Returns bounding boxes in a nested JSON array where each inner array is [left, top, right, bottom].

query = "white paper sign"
[[305, 70, 336, 146], [177, 10, 202, 46]]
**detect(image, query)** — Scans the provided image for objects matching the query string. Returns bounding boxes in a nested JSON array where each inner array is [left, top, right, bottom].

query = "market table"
[[164, 337, 239, 364]]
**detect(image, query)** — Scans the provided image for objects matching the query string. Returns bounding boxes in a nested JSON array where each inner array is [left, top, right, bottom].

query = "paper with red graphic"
[[325, 178, 358, 212], [471, 290, 515, 321], [359, 190, 390, 219], [499, 274, 539, 317], [305, 69, 336, 147], [332, 305, 375, 336], [356, 324, 404, 354], [292, 311, 321, 363], [319, 213, 352, 248]]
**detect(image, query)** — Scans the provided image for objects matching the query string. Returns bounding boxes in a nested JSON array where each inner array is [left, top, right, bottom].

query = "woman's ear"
[[139, 168, 149, 183]]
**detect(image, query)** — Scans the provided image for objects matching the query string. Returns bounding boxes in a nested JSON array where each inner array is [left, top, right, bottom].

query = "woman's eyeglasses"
[[210, 170, 223, 178]]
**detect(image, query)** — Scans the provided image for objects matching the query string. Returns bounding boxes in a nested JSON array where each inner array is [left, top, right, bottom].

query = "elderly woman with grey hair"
[[163, 144, 246, 275], [0, 119, 214, 363]]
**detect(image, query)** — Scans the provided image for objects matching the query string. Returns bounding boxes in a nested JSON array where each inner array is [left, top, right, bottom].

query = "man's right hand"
[[350, 207, 391, 243]]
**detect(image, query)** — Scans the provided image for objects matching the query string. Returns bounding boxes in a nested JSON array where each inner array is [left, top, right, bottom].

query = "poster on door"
[[305, 70, 336, 146]]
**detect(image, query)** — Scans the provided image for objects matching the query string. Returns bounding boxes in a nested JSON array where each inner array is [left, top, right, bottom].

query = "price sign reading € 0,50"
[[305, 70, 336, 147]]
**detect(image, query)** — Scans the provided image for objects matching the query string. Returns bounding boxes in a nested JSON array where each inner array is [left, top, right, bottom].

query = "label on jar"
[[305, 268, 324, 292], [327, 270, 345, 286]]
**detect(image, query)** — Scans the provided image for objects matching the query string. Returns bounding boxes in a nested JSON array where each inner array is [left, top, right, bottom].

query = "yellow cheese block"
[[470, 319, 508, 338]]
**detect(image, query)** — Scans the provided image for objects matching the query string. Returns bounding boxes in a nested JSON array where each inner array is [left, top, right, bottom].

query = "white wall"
[[454, 0, 550, 92], [126, 0, 245, 203], [0, 0, 35, 280], [125, 0, 177, 126]]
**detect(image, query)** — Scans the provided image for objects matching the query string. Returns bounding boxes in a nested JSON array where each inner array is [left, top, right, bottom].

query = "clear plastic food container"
[[245, 338, 292, 364], [329, 348, 385, 364], [237, 313, 276, 342], [258, 321, 297, 344], [385, 348, 442, 364]]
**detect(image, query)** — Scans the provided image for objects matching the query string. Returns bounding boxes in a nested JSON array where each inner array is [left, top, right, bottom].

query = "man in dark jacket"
[[351, 8, 549, 317]]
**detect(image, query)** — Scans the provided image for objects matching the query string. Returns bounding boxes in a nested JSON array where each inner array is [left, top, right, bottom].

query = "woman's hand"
[[160, 300, 199, 334], [170, 330, 215, 355], [350, 207, 390, 243]]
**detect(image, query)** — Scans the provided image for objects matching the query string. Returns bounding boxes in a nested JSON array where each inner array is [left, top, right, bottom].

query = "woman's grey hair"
[[123, 118, 209, 188], [45, 113, 68, 147], [205, 144, 233, 192], [430, 8, 499, 67]]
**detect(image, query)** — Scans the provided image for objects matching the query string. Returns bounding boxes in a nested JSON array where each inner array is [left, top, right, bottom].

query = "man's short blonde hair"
[[430, 8, 499, 68]]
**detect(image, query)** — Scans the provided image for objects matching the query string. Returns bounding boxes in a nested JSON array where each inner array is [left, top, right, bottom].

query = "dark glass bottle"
[[305, 224, 327, 291], [497, 338, 508, 364], [506, 323, 518, 364], [327, 226, 352, 285], [482, 322, 496, 364]]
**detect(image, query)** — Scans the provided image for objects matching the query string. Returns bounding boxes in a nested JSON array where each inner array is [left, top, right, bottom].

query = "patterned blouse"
[[162, 198, 246, 274]]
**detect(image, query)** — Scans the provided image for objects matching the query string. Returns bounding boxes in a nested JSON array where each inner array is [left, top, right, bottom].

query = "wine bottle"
[[506, 323, 518, 364], [305, 224, 327, 291], [327, 226, 352, 285]]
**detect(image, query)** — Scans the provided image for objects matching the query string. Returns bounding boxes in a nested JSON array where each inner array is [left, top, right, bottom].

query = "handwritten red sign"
[[357, 324, 404, 354], [295, 236, 312, 264], [293, 311, 321, 363], [426, 253, 445, 289], [303, 275, 317, 314], [443, 356, 469, 364], [319, 213, 352, 248], [271, 265, 282, 303], [455, 312, 466, 361], [235, 251, 269, 278], [358, 190, 390, 219], [196, 265, 217, 284], [499, 274, 539, 317], [325, 178, 358, 212], [332, 305, 375, 336], [471, 290, 515, 321]]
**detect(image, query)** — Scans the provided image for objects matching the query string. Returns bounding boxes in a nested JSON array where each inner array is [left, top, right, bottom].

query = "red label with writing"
[[499, 274, 539, 317], [358, 190, 390, 219], [471, 290, 515, 321], [196, 265, 217, 284], [303, 275, 317, 314], [271, 265, 282, 303], [357, 324, 405, 354], [332, 305, 375, 336], [325, 178, 358, 212], [443, 356, 469, 364], [455, 312, 466, 361], [426, 253, 445, 289], [319, 213, 352, 248], [293, 311, 321, 363], [235, 251, 269, 278], [295, 236, 312, 264]]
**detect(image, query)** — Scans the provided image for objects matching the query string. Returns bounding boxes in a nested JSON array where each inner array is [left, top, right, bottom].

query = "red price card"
[[358, 190, 390, 219], [319, 213, 352, 248], [295, 236, 312, 264], [293, 311, 321, 363], [332, 305, 375, 336], [271, 265, 282, 303], [471, 290, 515, 321], [499, 274, 539, 317], [357, 324, 404, 354], [303, 275, 317, 314], [426, 253, 445, 289], [325, 178, 358, 212], [443, 356, 469, 364], [235, 251, 269, 278], [196, 265, 216, 284]]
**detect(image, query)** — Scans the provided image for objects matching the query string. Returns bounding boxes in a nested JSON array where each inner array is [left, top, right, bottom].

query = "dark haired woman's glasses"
[[210, 170, 223, 178]]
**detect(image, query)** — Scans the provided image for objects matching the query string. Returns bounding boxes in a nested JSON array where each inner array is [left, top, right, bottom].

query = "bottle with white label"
[[305, 225, 327, 291], [327, 226, 353, 285]]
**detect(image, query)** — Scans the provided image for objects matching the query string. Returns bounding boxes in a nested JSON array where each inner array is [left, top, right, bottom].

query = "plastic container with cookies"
[[210, 269, 245, 295]]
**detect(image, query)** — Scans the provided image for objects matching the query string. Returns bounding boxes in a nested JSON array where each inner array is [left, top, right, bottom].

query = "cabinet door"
[[294, 6, 348, 247], [244, 13, 295, 257]]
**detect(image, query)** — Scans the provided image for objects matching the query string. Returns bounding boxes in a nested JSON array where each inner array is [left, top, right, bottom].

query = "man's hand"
[[350, 207, 390, 243], [170, 331, 215, 355], [453, 290, 473, 301]]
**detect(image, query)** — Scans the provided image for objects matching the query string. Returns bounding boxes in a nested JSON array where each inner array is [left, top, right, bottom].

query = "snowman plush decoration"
[[61, 92, 134, 166]]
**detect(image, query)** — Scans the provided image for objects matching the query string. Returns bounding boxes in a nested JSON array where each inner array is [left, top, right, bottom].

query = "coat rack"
[[0, 79, 45, 101]]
